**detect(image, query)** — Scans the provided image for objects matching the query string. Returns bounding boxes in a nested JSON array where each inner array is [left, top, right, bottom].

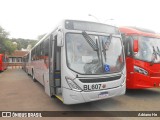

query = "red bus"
[[0, 54, 8, 72], [119, 26, 160, 89]]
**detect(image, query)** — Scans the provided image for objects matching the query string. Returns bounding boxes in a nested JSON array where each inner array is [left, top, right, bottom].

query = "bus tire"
[[51, 95, 56, 98], [27, 69, 30, 76], [32, 70, 36, 82]]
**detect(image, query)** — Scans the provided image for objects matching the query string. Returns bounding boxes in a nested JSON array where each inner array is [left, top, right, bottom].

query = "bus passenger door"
[[49, 35, 61, 96]]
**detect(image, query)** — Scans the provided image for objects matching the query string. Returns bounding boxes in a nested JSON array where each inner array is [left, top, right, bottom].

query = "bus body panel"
[[119, 27, 157, 38], [0, 54, 8, 71], [126, 58, 160, 89], [31, 60, 46, 85], [43, 69, 50, 96], [70, 70, 126, 92], [26, 58, 51, 96], [0, 54, 2, 71], [62, 83, 125, 104], [126, 57, 135, 88], [0, 54, 4, 71]]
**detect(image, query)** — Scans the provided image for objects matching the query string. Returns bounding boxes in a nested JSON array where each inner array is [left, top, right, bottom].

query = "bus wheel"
[[27, 69, 29, 76], [51, 95, 56, 98], [32, 70, 36, 82]]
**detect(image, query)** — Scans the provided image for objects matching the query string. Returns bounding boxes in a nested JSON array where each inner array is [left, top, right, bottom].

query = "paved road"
[[0, 69, 160, 120]]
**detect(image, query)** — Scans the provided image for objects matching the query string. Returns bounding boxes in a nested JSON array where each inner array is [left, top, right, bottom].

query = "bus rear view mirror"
[[57, 30, 64, 47], [133, 40, 139, 53]]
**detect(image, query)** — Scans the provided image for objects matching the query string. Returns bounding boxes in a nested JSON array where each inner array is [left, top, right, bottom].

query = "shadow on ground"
[[126, 88, 160, 97]]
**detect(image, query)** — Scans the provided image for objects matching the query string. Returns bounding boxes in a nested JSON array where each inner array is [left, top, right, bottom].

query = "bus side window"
[[40, 42, 44, 59], [35, 46, 38, 60], [31, 49, 35, 61], [26, 54, 28, 62], [50, 35, 53, 58], [44, 39, 49, 56], [37, 45, 40, 60], [44, 39, 49, 68]]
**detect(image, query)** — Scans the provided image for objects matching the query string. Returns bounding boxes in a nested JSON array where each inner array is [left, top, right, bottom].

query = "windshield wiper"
[[82, 31, 98, 51], [157, 46, 160, 56], [82, 31, 101, 63], [150, 46, 157, 66], [101, 34, 112, 62]]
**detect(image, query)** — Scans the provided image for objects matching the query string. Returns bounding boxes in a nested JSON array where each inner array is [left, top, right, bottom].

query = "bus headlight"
[[134, 66, 148, 75], [65, 77, 82, 92]]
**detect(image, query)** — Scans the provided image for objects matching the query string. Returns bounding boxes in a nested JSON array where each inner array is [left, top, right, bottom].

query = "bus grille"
[[79, 75, 121, 83]]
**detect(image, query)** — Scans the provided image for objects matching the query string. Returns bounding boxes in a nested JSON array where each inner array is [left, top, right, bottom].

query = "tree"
[[0, 26, 38, 54], [0, 26, 16, 54], [10, 38, 37, 50], [0, 26, 9, 38], [4, 39, 17, 54]]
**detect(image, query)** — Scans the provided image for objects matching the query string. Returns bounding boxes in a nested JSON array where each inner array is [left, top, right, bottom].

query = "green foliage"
[[0, 26, 9, 38], [4, 39, 17, 54], [10, 38, 37, 50], [0, 26, 15, 54], [0, 26, 37, 54]]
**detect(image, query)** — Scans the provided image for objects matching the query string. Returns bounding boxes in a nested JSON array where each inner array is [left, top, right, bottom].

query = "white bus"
[[26, 20, 126, 104]]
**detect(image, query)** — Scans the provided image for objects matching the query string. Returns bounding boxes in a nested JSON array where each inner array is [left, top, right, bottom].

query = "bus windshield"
[[66, 33, 124, 75], [134, 36, 160, 63]]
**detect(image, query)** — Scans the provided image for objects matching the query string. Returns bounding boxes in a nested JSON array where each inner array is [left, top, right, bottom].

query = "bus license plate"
[[98, 92, 109, 98], [83, 84, 102, 91]]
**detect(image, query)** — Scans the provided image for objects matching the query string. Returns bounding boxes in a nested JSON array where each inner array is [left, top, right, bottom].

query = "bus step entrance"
[[54, 71, 61, 87]]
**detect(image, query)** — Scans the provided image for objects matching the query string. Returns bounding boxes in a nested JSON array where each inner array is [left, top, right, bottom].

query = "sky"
[[0, 0, 160, 40]]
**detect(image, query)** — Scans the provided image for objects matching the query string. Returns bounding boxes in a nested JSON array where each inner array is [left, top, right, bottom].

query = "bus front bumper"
[[127, 73, 160, 89], [62, 83, 126, 105]]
